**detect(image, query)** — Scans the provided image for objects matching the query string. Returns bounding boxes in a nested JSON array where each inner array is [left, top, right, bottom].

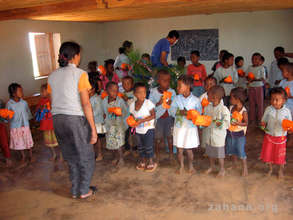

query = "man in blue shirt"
[[151, 30, 179, 67]]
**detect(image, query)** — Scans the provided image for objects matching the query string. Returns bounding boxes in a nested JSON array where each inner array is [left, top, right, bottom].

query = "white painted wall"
[[101, 9, 293, 73], [0, 20, 103, 100]]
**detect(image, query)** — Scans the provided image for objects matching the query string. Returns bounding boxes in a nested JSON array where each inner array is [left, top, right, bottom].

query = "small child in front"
[[129, 82, 157, 172], [226, 87, 249, 176], [203, 85, 230, 177], [149, 69, 176, 162], [260, 87, 292, 179], [170, 75, 202, 174]]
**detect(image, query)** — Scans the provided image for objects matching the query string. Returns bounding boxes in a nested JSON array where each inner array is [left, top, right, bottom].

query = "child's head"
[[8, 83, 23, 99], [177, 56, 186, 68], [122, 40, 133, 53], [40, 84, 49, 98], [274, 46, 285, 60], [230, 87, 247, 106], [157, 69, 171, 91], [177, 75, 193, 95], [219, 50, 228, 62], [269, 87, 287, 110], [106, 82, 118, 99], [204, 76, 217, 92], [133, 82, 147, 102], [119, 47, 126, 54], [235, 56, 244, 68], [88, 73, 100, 96], [207, 85, 225, 106], [278, 57, 289, 72], [221, 52, 234, 67], [260, 56, 265, 65], [251, 53, 262, 66], [122, 76, 134, 92], [58, 41, 81, 67], [141, 53, 151, 63], [88, 61, 98, 73], [282, 62, 293, 79], [190, 50, 200, 65], [104, 59, 115, 74]]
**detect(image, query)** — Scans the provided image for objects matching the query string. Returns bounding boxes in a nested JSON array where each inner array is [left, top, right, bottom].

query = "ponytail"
[[58, 42, 81, 67]]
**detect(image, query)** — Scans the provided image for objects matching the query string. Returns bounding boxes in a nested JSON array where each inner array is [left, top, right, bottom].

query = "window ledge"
[[34, 75, 48, 80]]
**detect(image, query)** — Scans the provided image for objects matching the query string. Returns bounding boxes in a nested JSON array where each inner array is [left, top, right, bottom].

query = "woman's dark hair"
[[58, 42, 81, 67], [168, 30, 179, 39], [133, 82, 147, 93], [106, 81, 118, 91], [230, 87, 247, 105], [178, 75, 193, 91], [177, 56, 186, 64], [104, 59, 115, 68], [235, 56, 244, 66], [122, 41, 133, 50], [8, 83, 21, 98], [191, 50, 200, 57], [270, 87, 287, 100], [119, 47, 126, 54], [221, 52, 234, 63]]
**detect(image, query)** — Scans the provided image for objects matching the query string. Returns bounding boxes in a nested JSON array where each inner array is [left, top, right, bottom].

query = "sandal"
[[80, 186, 98, 199], [136, 162, 146, 171], [144, 163, 158, 173]]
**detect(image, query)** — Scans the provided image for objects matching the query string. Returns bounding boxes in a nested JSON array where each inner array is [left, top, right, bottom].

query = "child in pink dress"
[[100, 59, 120, 90]]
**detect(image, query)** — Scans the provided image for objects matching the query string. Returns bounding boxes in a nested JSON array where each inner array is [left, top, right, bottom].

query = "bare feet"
[[187, 167, 196, 175], [123, 151, 131, 157], [267, 169, 272, 177], [5, 159, 12, 168], [205, 168, 213, 175], [278, 170, 284, 179], [242, 168, 248, 177], [176, 167, 184, 175], [49, 155, 56, 162], [217, 169, 225, 177], [116, 159, 125, 168], [29, 156, 36, 163], [95, 155, 103, 162], [111, 159, 118, 166]]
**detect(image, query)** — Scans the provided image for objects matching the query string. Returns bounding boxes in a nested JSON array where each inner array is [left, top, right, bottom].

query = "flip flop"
[[136, 162, 146, 171], [144, 163, 158, 173], [80, 186, 98, 199]]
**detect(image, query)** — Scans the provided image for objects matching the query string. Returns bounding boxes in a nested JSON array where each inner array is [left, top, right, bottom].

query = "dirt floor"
[[1, 125, 293, 220]]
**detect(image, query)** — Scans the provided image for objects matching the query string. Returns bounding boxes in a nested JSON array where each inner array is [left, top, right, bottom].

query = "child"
[[187, 50, 207, 97], [88, 61, 98, 75], [149, 69, 176, 163], [36, 84, 59, 161], [89, 76, 105, 161], [121, 76, 137, 156], [268, 47, 285, 88], [6, 83, 34, 163], [130, 82, 157, 172], [246, 53, 266, 125], [200, 76, 223, 108], [102, 82, 128, 167], [214, 52, 238, 106], [0, 99, 11, 166], [211, 49, 228, 73], [226, 87, 248, 176], [235, 56, 247, 89], [100, 59, 120, 90], [203, 85, 230, 177], [141, 53, 151, 64], [260, 88, 292, 178], [176, 56, 187, 76], [170, 75, 202, 174], [280, 63, 293, 116]]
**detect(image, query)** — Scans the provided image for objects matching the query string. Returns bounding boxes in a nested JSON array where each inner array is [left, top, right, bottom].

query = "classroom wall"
[[0, 20, 103, 101], [101, 9, 293, 73]]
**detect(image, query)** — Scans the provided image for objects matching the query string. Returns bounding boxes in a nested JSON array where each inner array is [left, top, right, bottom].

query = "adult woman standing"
[[48, 42, 97, 199], [114, 40, 133, 79]]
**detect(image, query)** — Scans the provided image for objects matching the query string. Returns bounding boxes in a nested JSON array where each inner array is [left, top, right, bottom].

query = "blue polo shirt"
[[151, 38, 170, 67]]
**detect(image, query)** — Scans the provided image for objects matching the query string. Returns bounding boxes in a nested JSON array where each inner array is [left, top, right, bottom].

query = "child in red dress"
[[36, 84, 60, 161]]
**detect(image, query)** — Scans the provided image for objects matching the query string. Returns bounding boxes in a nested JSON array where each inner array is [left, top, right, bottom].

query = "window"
[[29, 32, 61, 79]]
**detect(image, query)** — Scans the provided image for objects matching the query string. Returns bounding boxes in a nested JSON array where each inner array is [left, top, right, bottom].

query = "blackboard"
[[171, 29, 219, 61]]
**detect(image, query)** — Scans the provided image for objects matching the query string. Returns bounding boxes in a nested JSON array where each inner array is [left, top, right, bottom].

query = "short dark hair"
[[221, 52, 234, 63], [133, 82, 147, 93], [205, 76, 217, 85], [208, 85, 225, 99], [88, 72, 100, 93], [230, 87, 247, 105], [122, 40, 133, 49], [178, 75, 193, 90], [122, 75, 134, 84], [58, 41, 81, 67], [119, 47, 126, 54], [168, 30, 179, 39], [142, 53, 150, 59], [283, 62, 293, 76], [177, 56, 186, 64], [252, 52, 262, 58], [277, 57, 289, 67], [235, 56, 244, 66], [106, 81, 118, 91], [157, 69, 170, 78], [260, 56, 265, 62], [104, 59, 115, 68], [274, 46, 285, 53], [270, 87, 287, 100], [8, 83, 21, 98], [191, 50, 200, 57]]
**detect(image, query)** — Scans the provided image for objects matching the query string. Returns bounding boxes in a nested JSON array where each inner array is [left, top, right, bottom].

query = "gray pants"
[[53, 114, 95, 196]]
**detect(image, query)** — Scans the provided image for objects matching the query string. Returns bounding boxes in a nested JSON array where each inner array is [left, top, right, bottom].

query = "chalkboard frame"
[[171, 29, 219, 61]]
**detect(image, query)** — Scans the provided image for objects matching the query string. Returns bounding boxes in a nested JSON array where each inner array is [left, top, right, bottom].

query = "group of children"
[[1, 47, 293, 179]]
